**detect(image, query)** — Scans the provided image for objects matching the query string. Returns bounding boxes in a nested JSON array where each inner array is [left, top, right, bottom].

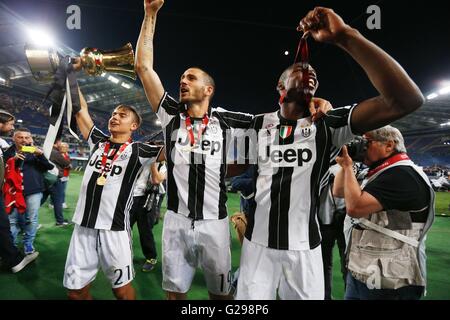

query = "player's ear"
[[277, 81, 285, 92], [383, 140, 395, 153], [205, 85, 214, 97]]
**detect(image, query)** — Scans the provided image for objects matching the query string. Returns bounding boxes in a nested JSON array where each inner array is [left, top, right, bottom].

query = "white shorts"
[[162, 210, 232, 295], [236, 238, 324, 300], [63, 225, 134, 290]]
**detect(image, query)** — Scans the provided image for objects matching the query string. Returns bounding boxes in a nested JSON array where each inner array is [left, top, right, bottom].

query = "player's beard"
[[285, 88, 310, 107], [0, 130, 11, 137]]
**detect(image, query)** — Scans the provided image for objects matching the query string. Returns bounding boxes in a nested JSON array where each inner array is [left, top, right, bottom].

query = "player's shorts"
[[236, 238, 324, 300], [162, 210, 232, 295], [63, 224, 134, 290]]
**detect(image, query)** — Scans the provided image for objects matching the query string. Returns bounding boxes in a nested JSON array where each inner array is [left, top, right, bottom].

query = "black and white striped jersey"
[[72, 126, 161, 231], [245, 107, 356, 250], [157, 92, 253, 220]]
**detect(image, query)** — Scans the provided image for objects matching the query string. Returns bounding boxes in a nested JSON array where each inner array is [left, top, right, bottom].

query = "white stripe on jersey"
[[157, 93, 254, 220], [248, 107, 355, 250], [72, 126, 161, 230]]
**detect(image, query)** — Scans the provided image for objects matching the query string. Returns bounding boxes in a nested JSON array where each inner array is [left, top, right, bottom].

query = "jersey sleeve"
[[325, 105, 357, 149], [137, 142, 163, 166], [215, 107, 254, 130], [87, 126, 109, 151], [156, 92, 180, 128]]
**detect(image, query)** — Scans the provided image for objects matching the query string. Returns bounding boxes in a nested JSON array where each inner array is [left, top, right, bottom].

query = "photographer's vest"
[[347, 157, 435, 290]]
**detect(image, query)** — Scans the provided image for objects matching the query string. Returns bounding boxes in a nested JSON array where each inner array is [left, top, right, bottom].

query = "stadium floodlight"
[[121, 82, 131, 89], [17, 119, 23, 123], [108, 75, 119, 84], [440, 121, 450, 127], [26, 26, 55, 47], [438, 86, 450, 95], [427, 93, 439, 100]]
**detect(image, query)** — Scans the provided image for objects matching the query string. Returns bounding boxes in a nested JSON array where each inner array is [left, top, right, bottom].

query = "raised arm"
[[76, 87, 94, 140], [71, 58, 94, 140], [150, 162, 166, 184], [335, 146, 383, 217], [332, 166, 345, 198], [135, 0, 165, 111], [300, 7, 424, 134]]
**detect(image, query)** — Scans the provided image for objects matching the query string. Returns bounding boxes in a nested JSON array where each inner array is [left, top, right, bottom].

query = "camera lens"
[[345, 136, 367, 162]]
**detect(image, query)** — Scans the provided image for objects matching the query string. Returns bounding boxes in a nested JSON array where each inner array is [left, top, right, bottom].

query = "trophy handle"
[[24, 45, 61, 82]]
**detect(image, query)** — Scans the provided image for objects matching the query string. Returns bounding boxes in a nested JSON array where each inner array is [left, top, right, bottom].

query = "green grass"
[[435, 192, 450, 216], [0, 172, 449, 299]]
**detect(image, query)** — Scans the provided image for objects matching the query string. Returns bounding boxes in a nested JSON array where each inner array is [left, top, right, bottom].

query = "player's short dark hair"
[[116, 105, 142, 128], [0, 109, 15, 124], [192, 67, 216, 99], [14, 127, 31, 134]]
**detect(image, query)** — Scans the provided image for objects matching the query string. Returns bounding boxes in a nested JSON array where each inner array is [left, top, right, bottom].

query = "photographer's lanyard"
[[97, 138, 131, 184], [184, 113, 209, 146], [367, 153, 410, 178]]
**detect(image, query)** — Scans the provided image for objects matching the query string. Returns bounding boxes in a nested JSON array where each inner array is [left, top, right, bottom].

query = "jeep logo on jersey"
[[88, 155, 123, 176], [259, 144, 313, 167], [176, 134, 222, 156]]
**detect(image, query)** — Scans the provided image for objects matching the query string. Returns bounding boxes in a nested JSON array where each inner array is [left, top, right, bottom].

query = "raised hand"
[[144, 0, 164, 14], [298, 7, 351, 44], [14, 152, 25, 161], [309, 97, 333, 122], [33, 147, 44, 156], [71, 57, 83, 72], [336, 145, 353, 169]]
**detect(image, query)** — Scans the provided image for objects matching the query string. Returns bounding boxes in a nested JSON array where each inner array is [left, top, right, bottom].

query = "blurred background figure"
[[41, 139, 71, 226], [3, 128, 54, 255], [130, 140, 167, 272], [0, 111, 39, 272], [318, 163, 347, 300], [231, 165, 256, 217], [59, 142, 71, 209]]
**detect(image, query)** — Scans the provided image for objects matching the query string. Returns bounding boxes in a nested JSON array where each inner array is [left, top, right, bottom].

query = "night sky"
[[3, 0, 450, 115]]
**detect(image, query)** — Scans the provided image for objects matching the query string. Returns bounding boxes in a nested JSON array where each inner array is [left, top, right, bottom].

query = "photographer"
[[3, 128, 54, 255], [318, 163, 347, 300], [333, 126, 435, 300], [130, 160, 167, 272]]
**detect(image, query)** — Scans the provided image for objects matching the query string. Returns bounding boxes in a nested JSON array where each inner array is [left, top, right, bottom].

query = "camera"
[[21, 145, 36, 153], [345, 136, 367, 162], [143, 185, 160, 212]]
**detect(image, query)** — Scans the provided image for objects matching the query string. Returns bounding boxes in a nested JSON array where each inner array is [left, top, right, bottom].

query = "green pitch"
[[0, 172, 449, 299]]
